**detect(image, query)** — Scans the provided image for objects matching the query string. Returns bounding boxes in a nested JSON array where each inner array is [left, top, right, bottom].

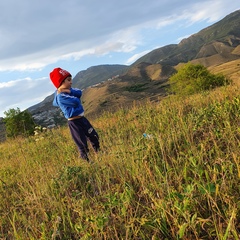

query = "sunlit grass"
[[0, 84, 239, 239]]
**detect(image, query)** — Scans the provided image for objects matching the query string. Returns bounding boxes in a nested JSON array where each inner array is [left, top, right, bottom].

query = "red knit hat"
[[50, 67, 72, 88]]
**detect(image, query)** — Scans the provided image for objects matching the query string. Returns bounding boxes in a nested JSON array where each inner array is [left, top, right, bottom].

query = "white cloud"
[[181, 0, 240, 24], [0, 0, 238, 72], [0, 77, 55, 116], [1, 2, 239, 68], [126, 50, 151, 65], [177, 35, 191, 43]]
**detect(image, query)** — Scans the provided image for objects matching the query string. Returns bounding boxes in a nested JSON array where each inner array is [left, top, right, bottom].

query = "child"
[[50, 67, 100, 161]]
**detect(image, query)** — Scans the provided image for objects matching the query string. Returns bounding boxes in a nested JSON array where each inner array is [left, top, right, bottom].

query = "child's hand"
[[58, 88, 71, 94]]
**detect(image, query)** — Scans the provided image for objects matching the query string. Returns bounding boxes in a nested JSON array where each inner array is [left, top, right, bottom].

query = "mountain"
[[79, 61, 179, 118], [74, 64, 129, 89], [133, 10, 240, 67], [28, 10, 240, 127]]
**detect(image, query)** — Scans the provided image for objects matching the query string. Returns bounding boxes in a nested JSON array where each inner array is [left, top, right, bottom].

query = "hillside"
[[74, 64, 129, 89], [28, 10, 240, 127], [82, 63, 175, 118], [1, 84, 239, 239]]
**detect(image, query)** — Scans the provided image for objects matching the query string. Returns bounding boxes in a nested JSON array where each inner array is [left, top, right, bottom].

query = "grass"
[[124, 83, 149, 92], [0, 84, 239, 239]]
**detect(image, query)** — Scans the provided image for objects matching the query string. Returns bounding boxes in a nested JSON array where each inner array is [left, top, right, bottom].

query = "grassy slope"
[[208, 58, 240, 85], [0, 83, 239, 239], [81, 57, 239, 120]]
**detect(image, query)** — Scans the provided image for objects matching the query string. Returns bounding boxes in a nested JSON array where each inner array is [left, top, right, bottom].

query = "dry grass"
[[209, 59, 240, 85], [0, 84, 239, 239]]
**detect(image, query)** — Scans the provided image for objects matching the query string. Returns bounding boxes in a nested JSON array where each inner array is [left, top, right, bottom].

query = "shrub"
[[169, 63, 231, 96], [3, 108, 35, 138], [124, 83, 148, 92]]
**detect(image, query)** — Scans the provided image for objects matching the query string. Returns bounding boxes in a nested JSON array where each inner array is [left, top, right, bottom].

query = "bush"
[[3, 108, 35, 138], [169, 63, 231, 96]]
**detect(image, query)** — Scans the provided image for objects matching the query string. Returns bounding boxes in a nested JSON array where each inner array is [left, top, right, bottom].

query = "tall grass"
[[0, 84, 239, 239]]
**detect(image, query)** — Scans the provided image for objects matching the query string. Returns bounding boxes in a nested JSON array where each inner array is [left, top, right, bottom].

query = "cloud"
[[0, 77, 55, 116], [0, 0, 238, 72], [177, 35, 191, 43], [125, 50, 152, 65]]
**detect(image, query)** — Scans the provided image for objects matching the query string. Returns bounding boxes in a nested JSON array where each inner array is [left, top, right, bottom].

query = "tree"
[[169, 63, 231, 96], [3, 108, 35, 138]]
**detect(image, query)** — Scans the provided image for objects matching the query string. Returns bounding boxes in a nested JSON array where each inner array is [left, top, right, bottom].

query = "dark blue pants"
[[68, 117, 100, 160]]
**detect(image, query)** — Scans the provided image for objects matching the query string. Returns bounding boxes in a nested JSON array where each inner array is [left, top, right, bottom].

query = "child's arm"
[[58, 93, 81, 107], [70, 88, 82, 98]]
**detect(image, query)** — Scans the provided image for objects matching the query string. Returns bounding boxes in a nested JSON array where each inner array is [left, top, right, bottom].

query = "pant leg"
[[88, 131, 100, 153], [68, 119, 89, 160], [81, 117, 100, 152]]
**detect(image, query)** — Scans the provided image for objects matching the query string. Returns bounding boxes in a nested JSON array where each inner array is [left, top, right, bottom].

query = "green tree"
[[169, 63, 231, 96], [3, 108, 35, 138]]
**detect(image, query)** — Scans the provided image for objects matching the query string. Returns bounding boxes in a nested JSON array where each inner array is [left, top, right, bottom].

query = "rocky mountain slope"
[[28, 10, 240, 127], [134, 10, 240, 67]]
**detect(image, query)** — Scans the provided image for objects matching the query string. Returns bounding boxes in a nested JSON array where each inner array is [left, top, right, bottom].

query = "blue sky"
[[0, 0, 239, 117]]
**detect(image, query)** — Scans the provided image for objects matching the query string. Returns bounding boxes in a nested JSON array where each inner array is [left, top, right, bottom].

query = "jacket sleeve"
[[70, 88, 82, 98], [53, 91, 59, 107], [58, 93, 81, 107]]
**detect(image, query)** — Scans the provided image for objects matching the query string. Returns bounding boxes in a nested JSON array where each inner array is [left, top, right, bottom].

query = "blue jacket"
[[53, 88, 84, 119]]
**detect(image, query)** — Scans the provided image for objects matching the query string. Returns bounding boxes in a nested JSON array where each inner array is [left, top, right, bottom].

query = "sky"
[[0, 0, 239, 118]]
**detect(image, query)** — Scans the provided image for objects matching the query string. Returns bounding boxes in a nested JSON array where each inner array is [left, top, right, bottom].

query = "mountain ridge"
[[28, 9, 240, 127], [133, 10, 240, 67]]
